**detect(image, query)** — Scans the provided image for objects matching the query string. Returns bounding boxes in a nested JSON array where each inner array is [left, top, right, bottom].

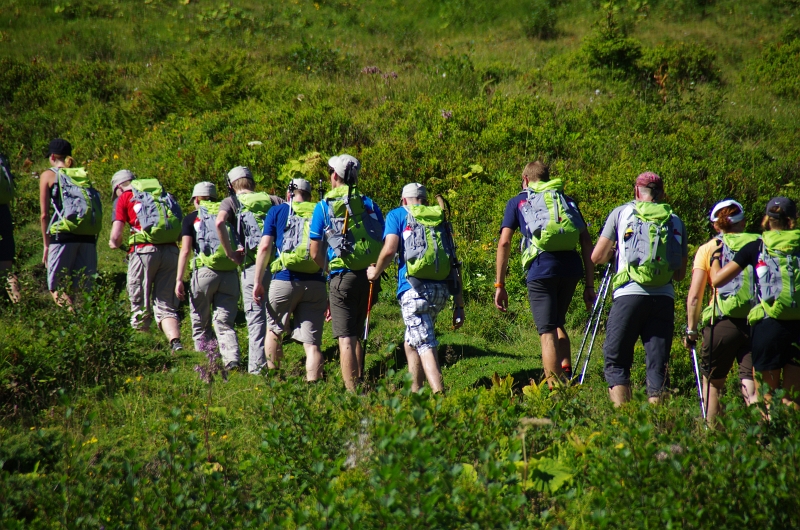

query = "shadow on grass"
[[473, 368, 546, 391]]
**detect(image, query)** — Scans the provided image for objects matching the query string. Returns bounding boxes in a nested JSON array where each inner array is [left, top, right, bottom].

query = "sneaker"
[[224, 361, 239, 371], [170, 339, 183, 352]]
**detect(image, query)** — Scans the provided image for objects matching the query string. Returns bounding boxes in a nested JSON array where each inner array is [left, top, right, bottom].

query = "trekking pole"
[[703, 287, 718, 421], [363, 281, 374, 341], [579, 267, 612, 384], [691, 346, 707, 420], [573, 265, 612, 374]]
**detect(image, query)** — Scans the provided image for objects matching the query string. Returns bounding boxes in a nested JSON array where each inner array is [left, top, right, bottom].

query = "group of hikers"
[[1, 138, 799, 418]]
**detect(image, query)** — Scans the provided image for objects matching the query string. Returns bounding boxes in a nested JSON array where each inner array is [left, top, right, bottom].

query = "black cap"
[[766, 196, 798, 220], [47, 138, 72, 158]]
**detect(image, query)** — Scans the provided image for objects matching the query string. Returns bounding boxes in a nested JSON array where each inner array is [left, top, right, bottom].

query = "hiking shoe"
[[170, 339, 183, 352], [224, 361, 239, 372]]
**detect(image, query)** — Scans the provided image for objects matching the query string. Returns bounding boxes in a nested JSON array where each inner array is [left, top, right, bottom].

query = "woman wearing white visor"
[[685, 199, 757, 423]]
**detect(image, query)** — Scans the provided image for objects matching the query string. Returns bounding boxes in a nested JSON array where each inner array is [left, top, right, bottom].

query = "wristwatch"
[[686, 328, 698, 337]]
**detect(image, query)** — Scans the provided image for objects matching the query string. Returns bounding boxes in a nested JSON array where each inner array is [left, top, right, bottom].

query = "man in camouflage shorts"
[[368, 183, 465, 393]]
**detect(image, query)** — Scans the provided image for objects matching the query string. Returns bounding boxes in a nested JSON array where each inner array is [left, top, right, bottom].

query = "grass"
[[2, 0, 800, 526]]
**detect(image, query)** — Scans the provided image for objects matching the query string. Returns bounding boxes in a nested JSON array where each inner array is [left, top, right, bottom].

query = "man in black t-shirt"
[[494, 161, 595, 385]]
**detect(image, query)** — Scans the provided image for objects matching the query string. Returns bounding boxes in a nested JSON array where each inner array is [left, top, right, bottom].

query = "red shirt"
[[115, 189, 174, 251]]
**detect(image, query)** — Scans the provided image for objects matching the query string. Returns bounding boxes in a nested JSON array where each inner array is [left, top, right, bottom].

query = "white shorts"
[[399, 283, 450, 354]]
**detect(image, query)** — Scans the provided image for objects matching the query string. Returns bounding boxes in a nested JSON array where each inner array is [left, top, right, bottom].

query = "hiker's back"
[[750, 229, 800, 322], [194, 201, 238, 271], [48, 167, 103, 238], [128, 178, 183, 245], [322, 185, 383, 271]]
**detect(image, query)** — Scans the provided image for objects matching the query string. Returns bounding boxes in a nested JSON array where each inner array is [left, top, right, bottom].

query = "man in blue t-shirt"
[[367, 183, 465, 394], [252, 178, 327, 379], [494, 161, 595, 385], [308, 154, 385, 391]]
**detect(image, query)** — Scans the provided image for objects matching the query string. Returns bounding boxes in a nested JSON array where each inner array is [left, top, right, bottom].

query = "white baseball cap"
[[192, 181, 217, 199], [290, 178, 312, 192], [111, 169, 135, 192], [327, 154, 360, 182], [401, 182, 427, 199], [228, 166, 253, 183]]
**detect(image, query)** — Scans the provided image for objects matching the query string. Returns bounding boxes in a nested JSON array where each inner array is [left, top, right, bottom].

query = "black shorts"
[[602, 295, 674, 397], [526, 276, 580, 334], [329, 270, 380, 339], [750, 318, 800, 372], [0, 205, 14, 262], [701, 318, 753, 381]]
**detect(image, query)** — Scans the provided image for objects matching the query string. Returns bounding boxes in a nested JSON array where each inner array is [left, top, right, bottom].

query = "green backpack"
[[48, 167, 103, 237], [323, 186, 383, 271], [271, 201, 320, 274], [701, 232, 760, 327], [613, 201, 683, 290], [192, 201, 238, 272], [748, 229, 800, 323], [128, 178, 183, 245], [403, 205, 455, 281], [236, 192, 272, 252], [519, 179, 586, 269], [0, 153, 15, 205]]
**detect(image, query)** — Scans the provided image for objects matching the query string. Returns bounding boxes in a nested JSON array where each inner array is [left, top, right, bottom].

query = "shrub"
[[285, 39, 344, 75], [523, 0, 558, 40], [582, 14, 643, 74], [640, 41, 718, 88], [748, 32, 800, 99]]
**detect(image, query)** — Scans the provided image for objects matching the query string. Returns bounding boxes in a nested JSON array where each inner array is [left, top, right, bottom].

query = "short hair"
[[232, 178, 255, 193], [522, 161, 549, 182], [637, 185, 661, 201], [194, 195, 213, 202], [296, 189, 312, 201]]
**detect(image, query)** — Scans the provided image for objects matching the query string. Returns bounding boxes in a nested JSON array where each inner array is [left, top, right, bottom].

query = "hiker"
[[711, 197, 800, 407], [175, 182, 241, 369], [38, 139, 102, 306], [684, 199, 759, 422], [0, 152, 20, 303], [684, 200, 757, 421], [367, 183, 465, 393], [215, 166, 283, 373], [252, 178, 327, 379], [309, 154, 384, 391], [592, 172, 688, 406], [108, 170, 184, 352], [494, 161, 595, 385]]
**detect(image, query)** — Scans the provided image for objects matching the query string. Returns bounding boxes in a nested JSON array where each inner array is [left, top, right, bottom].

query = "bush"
[[582, 15, 643, 74], [523, 0, 558, 40], [640, 41, 718, 88], [748, 31, 800, 99]]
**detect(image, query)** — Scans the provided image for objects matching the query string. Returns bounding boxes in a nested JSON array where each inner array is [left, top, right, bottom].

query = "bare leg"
[[609, 385, 631, 407], [404, 342, 425, 392], [540, 330, 563, 387], [757, 369, 782, 403], [304, 343, 324, 381], [556, 326, 571, 373], [703, 377, 725, 424], [339, 336, 360, 392], [50, 290, 73, 309], [0, 261, 19, 303], [418, 346, 444, 394], [740, 378, 757, 406], [781, 364, 800, 409], [355, 339, 365, 379], [160, 317, 181, 342], [265, 330, 283, 370]]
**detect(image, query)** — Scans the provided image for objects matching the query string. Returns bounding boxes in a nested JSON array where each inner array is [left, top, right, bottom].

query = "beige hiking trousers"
[[127, 245, 180, 330], [189, 267, 241, 367]]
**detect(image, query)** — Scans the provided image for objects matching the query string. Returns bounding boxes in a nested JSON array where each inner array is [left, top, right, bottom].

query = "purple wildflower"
[[382, 71, 398, 80], [361, 66, 381, 75], [440, 109, 453, 120]]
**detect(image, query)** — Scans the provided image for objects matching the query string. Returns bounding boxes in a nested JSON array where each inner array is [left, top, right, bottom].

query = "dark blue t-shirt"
[[501, 190, 584, 282], [263, 203, 325, 282]]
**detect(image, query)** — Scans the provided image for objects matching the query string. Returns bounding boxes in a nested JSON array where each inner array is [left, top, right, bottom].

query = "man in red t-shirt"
[[108, 170, 183, 351]]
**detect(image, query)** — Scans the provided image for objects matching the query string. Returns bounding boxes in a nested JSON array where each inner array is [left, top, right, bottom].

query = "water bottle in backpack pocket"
[[749, 229, 800, 322]]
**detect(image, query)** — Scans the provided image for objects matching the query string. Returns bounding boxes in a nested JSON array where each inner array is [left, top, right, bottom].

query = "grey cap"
[[290, 178, 312, 192], [228, 166, 253, 183], [192, 181, 217, 199], [402, 182, 427, 199], [328, 154, 360, 182], [111, 169, 136, 192]]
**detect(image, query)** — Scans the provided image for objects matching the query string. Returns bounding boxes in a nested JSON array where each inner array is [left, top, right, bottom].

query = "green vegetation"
[[1, 0, 799, 526]]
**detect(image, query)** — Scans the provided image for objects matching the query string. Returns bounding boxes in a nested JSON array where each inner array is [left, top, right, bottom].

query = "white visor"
[[710, 199, 745, 223]]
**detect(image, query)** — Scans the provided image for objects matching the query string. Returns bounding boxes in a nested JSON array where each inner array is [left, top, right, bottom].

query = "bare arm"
[[579, 229, 596, 310], [215, 210, 242, 265], [309, 239, 326, 272], [109, 220, 125, 249], [252, 235, 274, 303], [686, 268, 707, 333], [39, 169, 55, 262], [366, 234, 399, 281], [710, 260, 742, 288], [591, 235, 616, 266], [175, 235, 193, 301], [493, 227, 513, 312]]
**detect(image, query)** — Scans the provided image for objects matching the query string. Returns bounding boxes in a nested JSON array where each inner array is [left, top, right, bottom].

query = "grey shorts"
[[267, 279, 327, 346], [329, 270, 380, 339], [127, 245, 180, 329], [47, 242, 97, 291], [602, 295, 674, 397], [400, 283, 451, 354]]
